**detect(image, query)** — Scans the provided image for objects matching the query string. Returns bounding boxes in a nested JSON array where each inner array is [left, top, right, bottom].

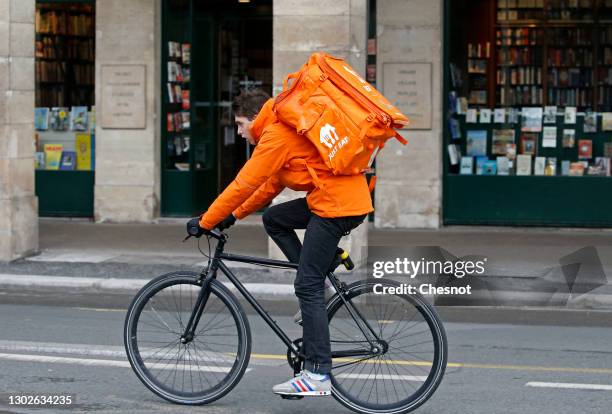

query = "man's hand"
[[217, 214, 237, 231], [186, 217, 205, 238]]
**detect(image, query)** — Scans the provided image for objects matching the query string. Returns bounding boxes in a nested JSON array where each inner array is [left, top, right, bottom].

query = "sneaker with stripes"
[[272, 370, 331, 397]]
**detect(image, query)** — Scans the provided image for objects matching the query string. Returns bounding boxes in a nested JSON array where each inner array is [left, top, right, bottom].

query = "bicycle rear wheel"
[[124, 271, 251, 405], [327, 279, 447, 414]]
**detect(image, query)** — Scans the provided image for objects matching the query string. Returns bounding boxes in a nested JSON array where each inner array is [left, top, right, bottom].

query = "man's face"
[[235, 116, 255, 145]]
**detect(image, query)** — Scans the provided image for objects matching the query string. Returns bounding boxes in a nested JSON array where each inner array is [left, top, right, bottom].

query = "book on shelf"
[[587, 157, 611, 176], [564, 107, 577, 124], [181, 112, 190, 130], [35, 152, 45, 169], [479, 109, 492, 123], [35, 108, 49, 130], [534, 156, 546, 175], [604, 142, 612, 158], [447, 144, 460, 166], [70, 106, 88, 131], [562, 129, 576, 148], [460, 156, 474, 175], [174, 163, 189, 171], [584, 111, 598, 133], [506, 143, 517, 160], [75, 133, 92, 170], [578, 139, 592, 159], [466, 108, 477, 123], [174, 136, 183, 156], [481, 160, 497, 175], [519, 133, 538, 155], [494, 108, 505, 123], [166, 113, 174, 132], [516, 154, 532, 176], [507, 108, 519, 124], [561, 160, 570, 176], [492, 129, 516, 155], [168, 41, 181, 59], [545, 157, 557, 176], [569, 162, 585, 176], [602, 113, 612, 131], [543, 106, 557, 124], [457, 97, 468, 115], [167, 62, 182, 82], [181, 43, 191, 65], [49, 107, 70, 131], [174, 85, 183, 102], [59, 151, 76, 170], [466, 130, 488, 156], [181, 90, 190, 110], [167, 83, 175, 103], [521, 107, 543, 132], [542, 126, 557, 148], [449, 118, 461, 139], [44, 144, 63, 170], [449, 92, 457, 115], [497, 156, 510, 175], [182, 67, 190, 83], [475, 156, 489, 175]]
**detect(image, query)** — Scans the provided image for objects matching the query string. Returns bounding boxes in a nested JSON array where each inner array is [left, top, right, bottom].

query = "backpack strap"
[[367, 174, 377, 192], [283, 69, 302, 91], [394, 131, 408, 145], [285, 158, 328, 188]]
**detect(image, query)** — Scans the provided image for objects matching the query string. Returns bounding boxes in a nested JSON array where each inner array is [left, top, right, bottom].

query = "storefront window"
[[34, 1, 95, 172], [447, 0, 612, 178], [444, 0, 612, 226]]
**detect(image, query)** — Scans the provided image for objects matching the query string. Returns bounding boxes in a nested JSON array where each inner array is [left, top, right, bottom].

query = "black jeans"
[[262, 198, 366, 374]]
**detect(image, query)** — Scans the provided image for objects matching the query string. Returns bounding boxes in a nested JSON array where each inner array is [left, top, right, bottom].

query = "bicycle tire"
[[124, 271, 251, 405], [327, 278, 447, 414]]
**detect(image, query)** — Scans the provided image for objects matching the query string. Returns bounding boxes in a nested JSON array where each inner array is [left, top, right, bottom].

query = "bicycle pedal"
[[279, 394, 304, 400]]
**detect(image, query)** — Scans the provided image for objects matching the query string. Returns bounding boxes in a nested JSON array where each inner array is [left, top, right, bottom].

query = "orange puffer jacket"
[[199, 99, 374, 230]]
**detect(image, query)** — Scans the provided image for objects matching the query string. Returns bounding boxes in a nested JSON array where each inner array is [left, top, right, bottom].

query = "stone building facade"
[[1, 0, 443, 261]]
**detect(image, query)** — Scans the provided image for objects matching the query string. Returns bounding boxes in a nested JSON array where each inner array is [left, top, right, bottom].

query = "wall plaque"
[[383, 62, 432, 130], [101, 65, 146, 129]]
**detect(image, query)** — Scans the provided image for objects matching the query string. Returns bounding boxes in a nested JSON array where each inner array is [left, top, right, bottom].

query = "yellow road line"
[[248, 353, 612, 375]]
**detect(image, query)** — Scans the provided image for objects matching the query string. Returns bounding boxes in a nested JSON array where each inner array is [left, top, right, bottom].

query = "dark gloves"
[[186, 217, 205, 238], [217, 214, 237, 231]]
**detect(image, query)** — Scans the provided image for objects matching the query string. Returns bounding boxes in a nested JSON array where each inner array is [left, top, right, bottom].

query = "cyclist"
[[187, 88, 373, 397]]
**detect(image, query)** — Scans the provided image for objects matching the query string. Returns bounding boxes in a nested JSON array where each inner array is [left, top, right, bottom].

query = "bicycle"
[[124, 227, 447, 414]]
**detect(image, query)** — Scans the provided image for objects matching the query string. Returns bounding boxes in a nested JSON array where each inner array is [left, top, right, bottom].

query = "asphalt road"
[[0, 298, 611, 414]]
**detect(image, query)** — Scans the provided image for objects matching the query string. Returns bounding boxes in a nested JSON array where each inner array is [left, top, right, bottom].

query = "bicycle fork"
[[180, 242, 225, 344]]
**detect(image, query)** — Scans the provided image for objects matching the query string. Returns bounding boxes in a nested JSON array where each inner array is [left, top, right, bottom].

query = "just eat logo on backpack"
[[320, 123, 349, 161]]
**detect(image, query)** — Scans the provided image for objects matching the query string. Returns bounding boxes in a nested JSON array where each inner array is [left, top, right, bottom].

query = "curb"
[[2, 273, 612, 310], [0, 273, 295, 297]]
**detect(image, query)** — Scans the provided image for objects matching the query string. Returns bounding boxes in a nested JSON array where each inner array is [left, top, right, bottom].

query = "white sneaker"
[[272, 370, 331, 396]]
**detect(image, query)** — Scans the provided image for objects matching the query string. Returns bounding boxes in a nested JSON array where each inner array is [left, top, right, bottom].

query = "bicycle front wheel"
[[124, 271, 251, 405], [327, 279, 447, 414]]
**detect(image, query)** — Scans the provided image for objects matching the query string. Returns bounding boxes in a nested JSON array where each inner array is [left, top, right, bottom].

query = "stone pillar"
[[375, 0, 443, 228], [270, 0, 368, 267], [94, 0, 160, 222], [0, 0, 38, 261]]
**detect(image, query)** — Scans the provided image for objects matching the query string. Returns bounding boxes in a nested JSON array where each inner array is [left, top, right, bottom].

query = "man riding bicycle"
[[187, 88, 373, 397]]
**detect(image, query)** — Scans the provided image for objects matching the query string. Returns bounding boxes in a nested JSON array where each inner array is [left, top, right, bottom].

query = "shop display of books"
[[35, 3, 94, 107], [165, 40, 192, 171]]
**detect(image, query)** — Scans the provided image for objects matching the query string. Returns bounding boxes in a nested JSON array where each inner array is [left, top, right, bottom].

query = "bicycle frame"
[[180, 234, 383, 362]]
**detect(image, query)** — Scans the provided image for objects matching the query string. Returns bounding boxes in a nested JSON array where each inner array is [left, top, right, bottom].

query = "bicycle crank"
[[286, 338, 304, 376]]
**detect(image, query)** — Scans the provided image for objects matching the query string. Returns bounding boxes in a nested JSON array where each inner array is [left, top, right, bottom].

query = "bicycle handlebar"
[[185, 220, 226, 241]]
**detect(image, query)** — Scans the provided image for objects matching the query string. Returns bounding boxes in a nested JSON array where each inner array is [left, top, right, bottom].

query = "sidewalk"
[[0, 218, 611, 309]]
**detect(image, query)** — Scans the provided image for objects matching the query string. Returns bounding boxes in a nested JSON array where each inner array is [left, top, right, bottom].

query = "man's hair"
[[232, 88, 270, 119]]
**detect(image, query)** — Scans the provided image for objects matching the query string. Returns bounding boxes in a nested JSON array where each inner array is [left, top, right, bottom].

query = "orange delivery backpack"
[[273, 52, 409, 177]]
